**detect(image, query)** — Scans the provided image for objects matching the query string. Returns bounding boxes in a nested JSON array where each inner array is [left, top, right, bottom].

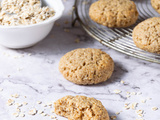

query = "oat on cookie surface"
[[89, 0, 139, 28], [151, 0, 160, 14], [54, 95, 110, 120], [59, 48, 114, 85], [132, 17, 160, 54]]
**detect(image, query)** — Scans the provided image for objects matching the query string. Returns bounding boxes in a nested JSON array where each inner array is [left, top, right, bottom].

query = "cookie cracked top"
[[89, 0, 139, 28], [59, 48, 114, 85], [132, 17, 160, 54]]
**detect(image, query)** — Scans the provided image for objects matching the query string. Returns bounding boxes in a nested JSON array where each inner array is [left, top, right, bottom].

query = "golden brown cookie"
[[59, 48, 114, 85], [54, 95, 110, 120], [89, 0, 139, 28], [132, 17, 160, 54], [151, 0, 160, 14]]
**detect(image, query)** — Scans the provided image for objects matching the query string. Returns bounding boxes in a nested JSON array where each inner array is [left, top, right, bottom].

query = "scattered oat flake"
[[15, 103, 23, 107], [19, 113, 25, 117], [152, 107, 158, 111], [23, 102, 28, 105], [16, 108, 21, 113], [47, 102, 52, 106], [147, 97, 152, 100], [124, 103, 130, 110], [136, 119, 144, 120], [126, 92, 130, 94], [0, 88, 3, 91], [126, 95, 130, 98], [130, 103, 138, 110], [64, 28, 70, 32], [50, 115, 56, 119], [114, 89, 121, 94], [6, 99, 15, 106], [110, 115, 117, 120], [137, 92, 142, 95], [124, 103, 138, 110], [115, 112, 120, 115], [55, 23, 60, 26], [141, 99, 146, 103], [64, 20, 69, 24], [41, 113, 47, 116], [38, 110, 44, 114], [37, 101, 42, 104], [131, 92, 137, 95], [83, 1, 88, 4], [28, 108, 37, 115], [136, 110, 144, 114], [51, 110, 54, 113], [138, 113, 144, 117], [75, 38, 80, 43], [42, 104, 47, 107], [120, 80, 125, 84], [28, 53, 32, 56], [11, 93, 19, 98], [13, 112, 19, 117]]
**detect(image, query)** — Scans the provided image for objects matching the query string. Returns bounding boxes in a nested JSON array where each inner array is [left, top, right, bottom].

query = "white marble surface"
[[0, 1, 160, 120]]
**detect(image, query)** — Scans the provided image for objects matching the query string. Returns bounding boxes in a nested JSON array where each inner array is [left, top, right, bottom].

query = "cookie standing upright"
[[132, 17, 160, 54], [59, 48, 114, 85], [54, 95, 110, 120], [151, 0, 160, 14], [89, 0, 139, 28]]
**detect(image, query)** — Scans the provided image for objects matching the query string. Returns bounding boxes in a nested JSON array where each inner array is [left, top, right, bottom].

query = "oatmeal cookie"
[[151, 0, 160, 14], [59, 48, 114, 85], [89, 0, 139, 28], [54, 95, 110, 120], [132, 17, 160, 54]]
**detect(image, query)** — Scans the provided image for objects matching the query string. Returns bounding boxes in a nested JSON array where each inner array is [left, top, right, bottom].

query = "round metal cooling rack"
[[72, 0, 160, 64]]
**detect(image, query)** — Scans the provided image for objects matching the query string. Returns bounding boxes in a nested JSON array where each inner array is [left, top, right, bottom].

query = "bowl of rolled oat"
[[0, 0, 64, 48]]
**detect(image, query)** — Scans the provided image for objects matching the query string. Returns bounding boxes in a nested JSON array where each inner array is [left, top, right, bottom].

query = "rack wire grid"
[[72, 0, 160, 64]]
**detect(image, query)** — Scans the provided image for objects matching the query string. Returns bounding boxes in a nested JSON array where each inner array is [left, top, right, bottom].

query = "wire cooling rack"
[[72, 0, 160, 64]]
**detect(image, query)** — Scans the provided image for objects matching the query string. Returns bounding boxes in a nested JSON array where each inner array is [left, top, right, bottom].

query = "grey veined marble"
[[0, 1, 160, 120]]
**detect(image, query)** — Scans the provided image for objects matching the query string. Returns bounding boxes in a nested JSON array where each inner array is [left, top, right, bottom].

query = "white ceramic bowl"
[[0, 0, 64, 49]]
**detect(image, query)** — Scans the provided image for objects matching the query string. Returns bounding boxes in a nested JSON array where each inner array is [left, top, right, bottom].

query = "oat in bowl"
[[0, 0, 64, 49]]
